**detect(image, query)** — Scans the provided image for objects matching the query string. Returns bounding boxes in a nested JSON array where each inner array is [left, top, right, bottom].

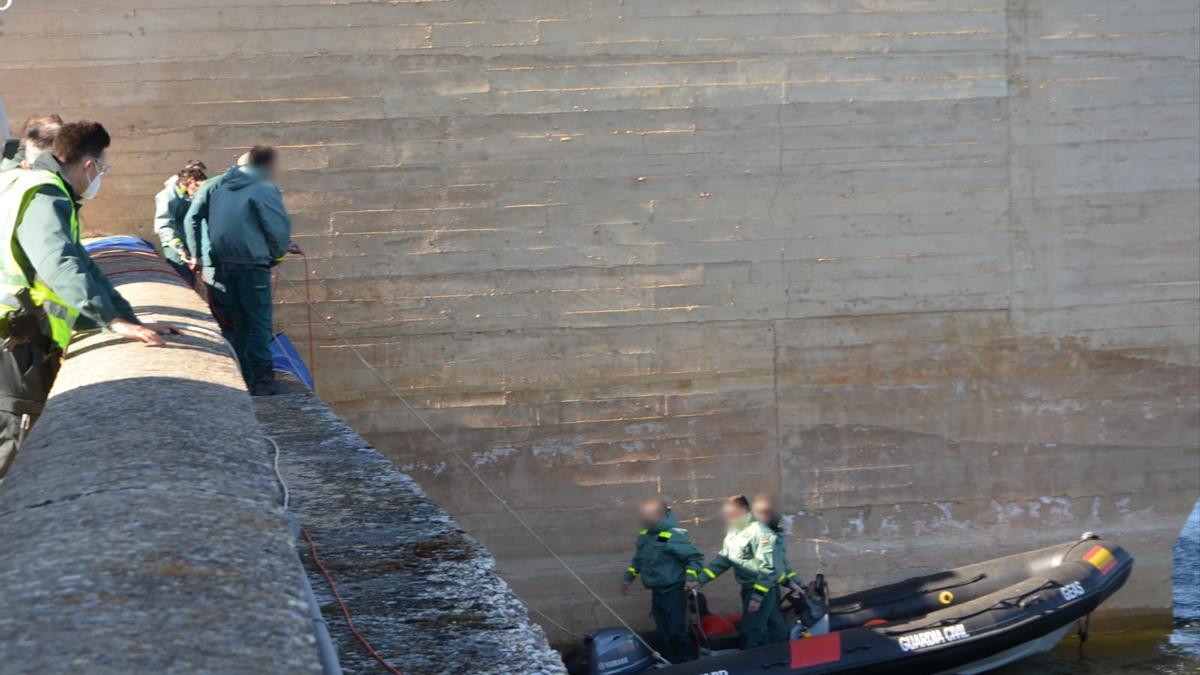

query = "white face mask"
[[81, 162, 102, 200]]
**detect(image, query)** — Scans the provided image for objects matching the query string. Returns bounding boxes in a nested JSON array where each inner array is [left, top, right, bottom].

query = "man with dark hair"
[[0, 119, 177, 480], [0, 114, 63, 173], [208, 145, 301, 395], [751, 493, 799, 644], [620, 497, 704, 663], [695, 494, 780, 649], [153, 159, 207, 285]]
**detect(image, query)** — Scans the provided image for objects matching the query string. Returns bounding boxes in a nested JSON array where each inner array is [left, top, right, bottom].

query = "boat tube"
[[580, 534, 1132, 675]]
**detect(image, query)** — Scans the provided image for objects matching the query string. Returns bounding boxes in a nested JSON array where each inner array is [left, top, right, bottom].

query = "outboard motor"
[[585, 628, 656, 675], [791, 573, 831, 640]]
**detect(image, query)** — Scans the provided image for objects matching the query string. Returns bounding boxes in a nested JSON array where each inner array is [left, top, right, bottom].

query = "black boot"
[[250, 373, 283, 397]]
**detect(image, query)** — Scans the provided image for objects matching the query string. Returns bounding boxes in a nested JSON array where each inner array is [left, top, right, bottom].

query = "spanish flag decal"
[[1084, 545, 1117, 576]]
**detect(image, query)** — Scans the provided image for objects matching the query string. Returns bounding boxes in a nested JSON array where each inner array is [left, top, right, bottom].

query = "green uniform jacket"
[[770, 525, 799, 587], [698, 514, 777, 602], [152, 175, 193, 264], [182, 169, 229, 282], [0, 150, 23, 173], [10, 155, 139, 330], [623, 512, 704, 589], [208, 166, 291, 267]]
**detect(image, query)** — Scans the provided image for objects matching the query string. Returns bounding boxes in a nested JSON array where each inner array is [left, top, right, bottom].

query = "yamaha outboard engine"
[[585, 628, 656, 675]]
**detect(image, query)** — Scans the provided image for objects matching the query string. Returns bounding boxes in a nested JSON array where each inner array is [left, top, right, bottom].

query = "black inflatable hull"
[[657, 537, 1133, 675]]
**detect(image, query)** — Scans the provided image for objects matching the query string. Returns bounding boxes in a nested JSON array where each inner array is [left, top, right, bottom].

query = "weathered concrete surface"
[[0, 0, 1196, 638], [256, 379, 565, 674], [0, 252, 320, 673]]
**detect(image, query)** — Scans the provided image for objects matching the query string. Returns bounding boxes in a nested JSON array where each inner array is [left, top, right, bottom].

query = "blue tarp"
[[272, 332, 314, 390], [83, 235, 315, 391], [83, 235, 158, 256]]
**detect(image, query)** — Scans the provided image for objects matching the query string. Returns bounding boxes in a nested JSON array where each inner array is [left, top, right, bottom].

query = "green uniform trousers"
[[739, 586, 785, 649], [651, 583, 694, 663], [213, 264, 274, 387], [768, 599, 790, 645], [0, 339, 60, 483]]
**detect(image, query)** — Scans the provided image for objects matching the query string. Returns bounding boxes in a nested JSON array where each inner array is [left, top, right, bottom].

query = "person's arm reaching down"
[[17, 187, 177, 345], [153, 187, 187, 261], [255, 184, 292, 263]]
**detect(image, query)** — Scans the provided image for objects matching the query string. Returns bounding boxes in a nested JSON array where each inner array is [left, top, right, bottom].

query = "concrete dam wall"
[[1, 0, 1197, 640], [0, 247, 563, 673]]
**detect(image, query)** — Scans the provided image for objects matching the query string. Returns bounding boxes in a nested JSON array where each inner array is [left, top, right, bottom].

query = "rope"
[[302, 528, 404, 675], [266, 436, 290, 510], [268, 434, 404, 675], [273, 270, 669, 666]]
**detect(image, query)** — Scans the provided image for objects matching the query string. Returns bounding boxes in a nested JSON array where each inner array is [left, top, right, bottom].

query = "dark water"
[[998, 502, 1200, 674]]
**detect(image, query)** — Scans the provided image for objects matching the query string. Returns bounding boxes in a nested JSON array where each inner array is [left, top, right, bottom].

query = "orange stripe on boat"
[[790, 632, 842, 668], [1084, 545, 1116, 575]]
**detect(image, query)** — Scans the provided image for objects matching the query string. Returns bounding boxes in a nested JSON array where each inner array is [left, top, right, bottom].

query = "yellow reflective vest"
[[0, 169, 83, 349]]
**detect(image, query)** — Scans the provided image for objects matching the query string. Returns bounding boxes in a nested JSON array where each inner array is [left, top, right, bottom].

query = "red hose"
[[302, 527, 404, 675]]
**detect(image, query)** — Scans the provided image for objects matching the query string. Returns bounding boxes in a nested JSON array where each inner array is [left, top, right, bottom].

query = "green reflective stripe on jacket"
[[623, 512, 704, 589], [772, 527, 797, 586], [0, 169, 83, 348]]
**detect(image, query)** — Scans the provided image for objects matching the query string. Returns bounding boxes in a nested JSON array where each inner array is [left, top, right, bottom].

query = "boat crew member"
[[752, 493, 798, 644], [621, 498, 704, 664], [207, 145, 301, 396], [153, 160, 207, 286], [693, 495, 779, 649], [1, 114, 63, 173], [0, 120, 177, 481]]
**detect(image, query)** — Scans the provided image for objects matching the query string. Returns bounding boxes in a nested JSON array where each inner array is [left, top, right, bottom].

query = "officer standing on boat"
[[621, 498, 704, 663], [152, 159, 207, 286], [752, 493, 798, 644], [694, 495, 780, 649], [0, 120, 177, 481]]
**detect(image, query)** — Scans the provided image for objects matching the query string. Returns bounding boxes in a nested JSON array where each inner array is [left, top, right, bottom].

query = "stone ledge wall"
[[0, 252, 321, 673], [256, 379, 565, 674], [0, 0, 1196, 638]]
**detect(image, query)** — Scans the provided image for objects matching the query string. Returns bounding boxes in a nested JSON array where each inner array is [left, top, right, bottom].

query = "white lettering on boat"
[[1060, 581, 1085, 601], [598, 656, 629, 670], [898, 623, 970, 652]]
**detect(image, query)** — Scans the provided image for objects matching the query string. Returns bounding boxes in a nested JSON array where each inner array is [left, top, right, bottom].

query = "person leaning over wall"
[[153, 159, 207, 287], [207, 145, 302, 396], [0, 120, 178, 482], [0, 113, 62, 173]]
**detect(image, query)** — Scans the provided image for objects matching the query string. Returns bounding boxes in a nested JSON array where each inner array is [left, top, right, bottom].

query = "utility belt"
[[0, 288, 53, 352]]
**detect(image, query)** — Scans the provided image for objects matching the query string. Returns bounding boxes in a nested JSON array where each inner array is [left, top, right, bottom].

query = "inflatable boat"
[[578, 534, 1132, 675]]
